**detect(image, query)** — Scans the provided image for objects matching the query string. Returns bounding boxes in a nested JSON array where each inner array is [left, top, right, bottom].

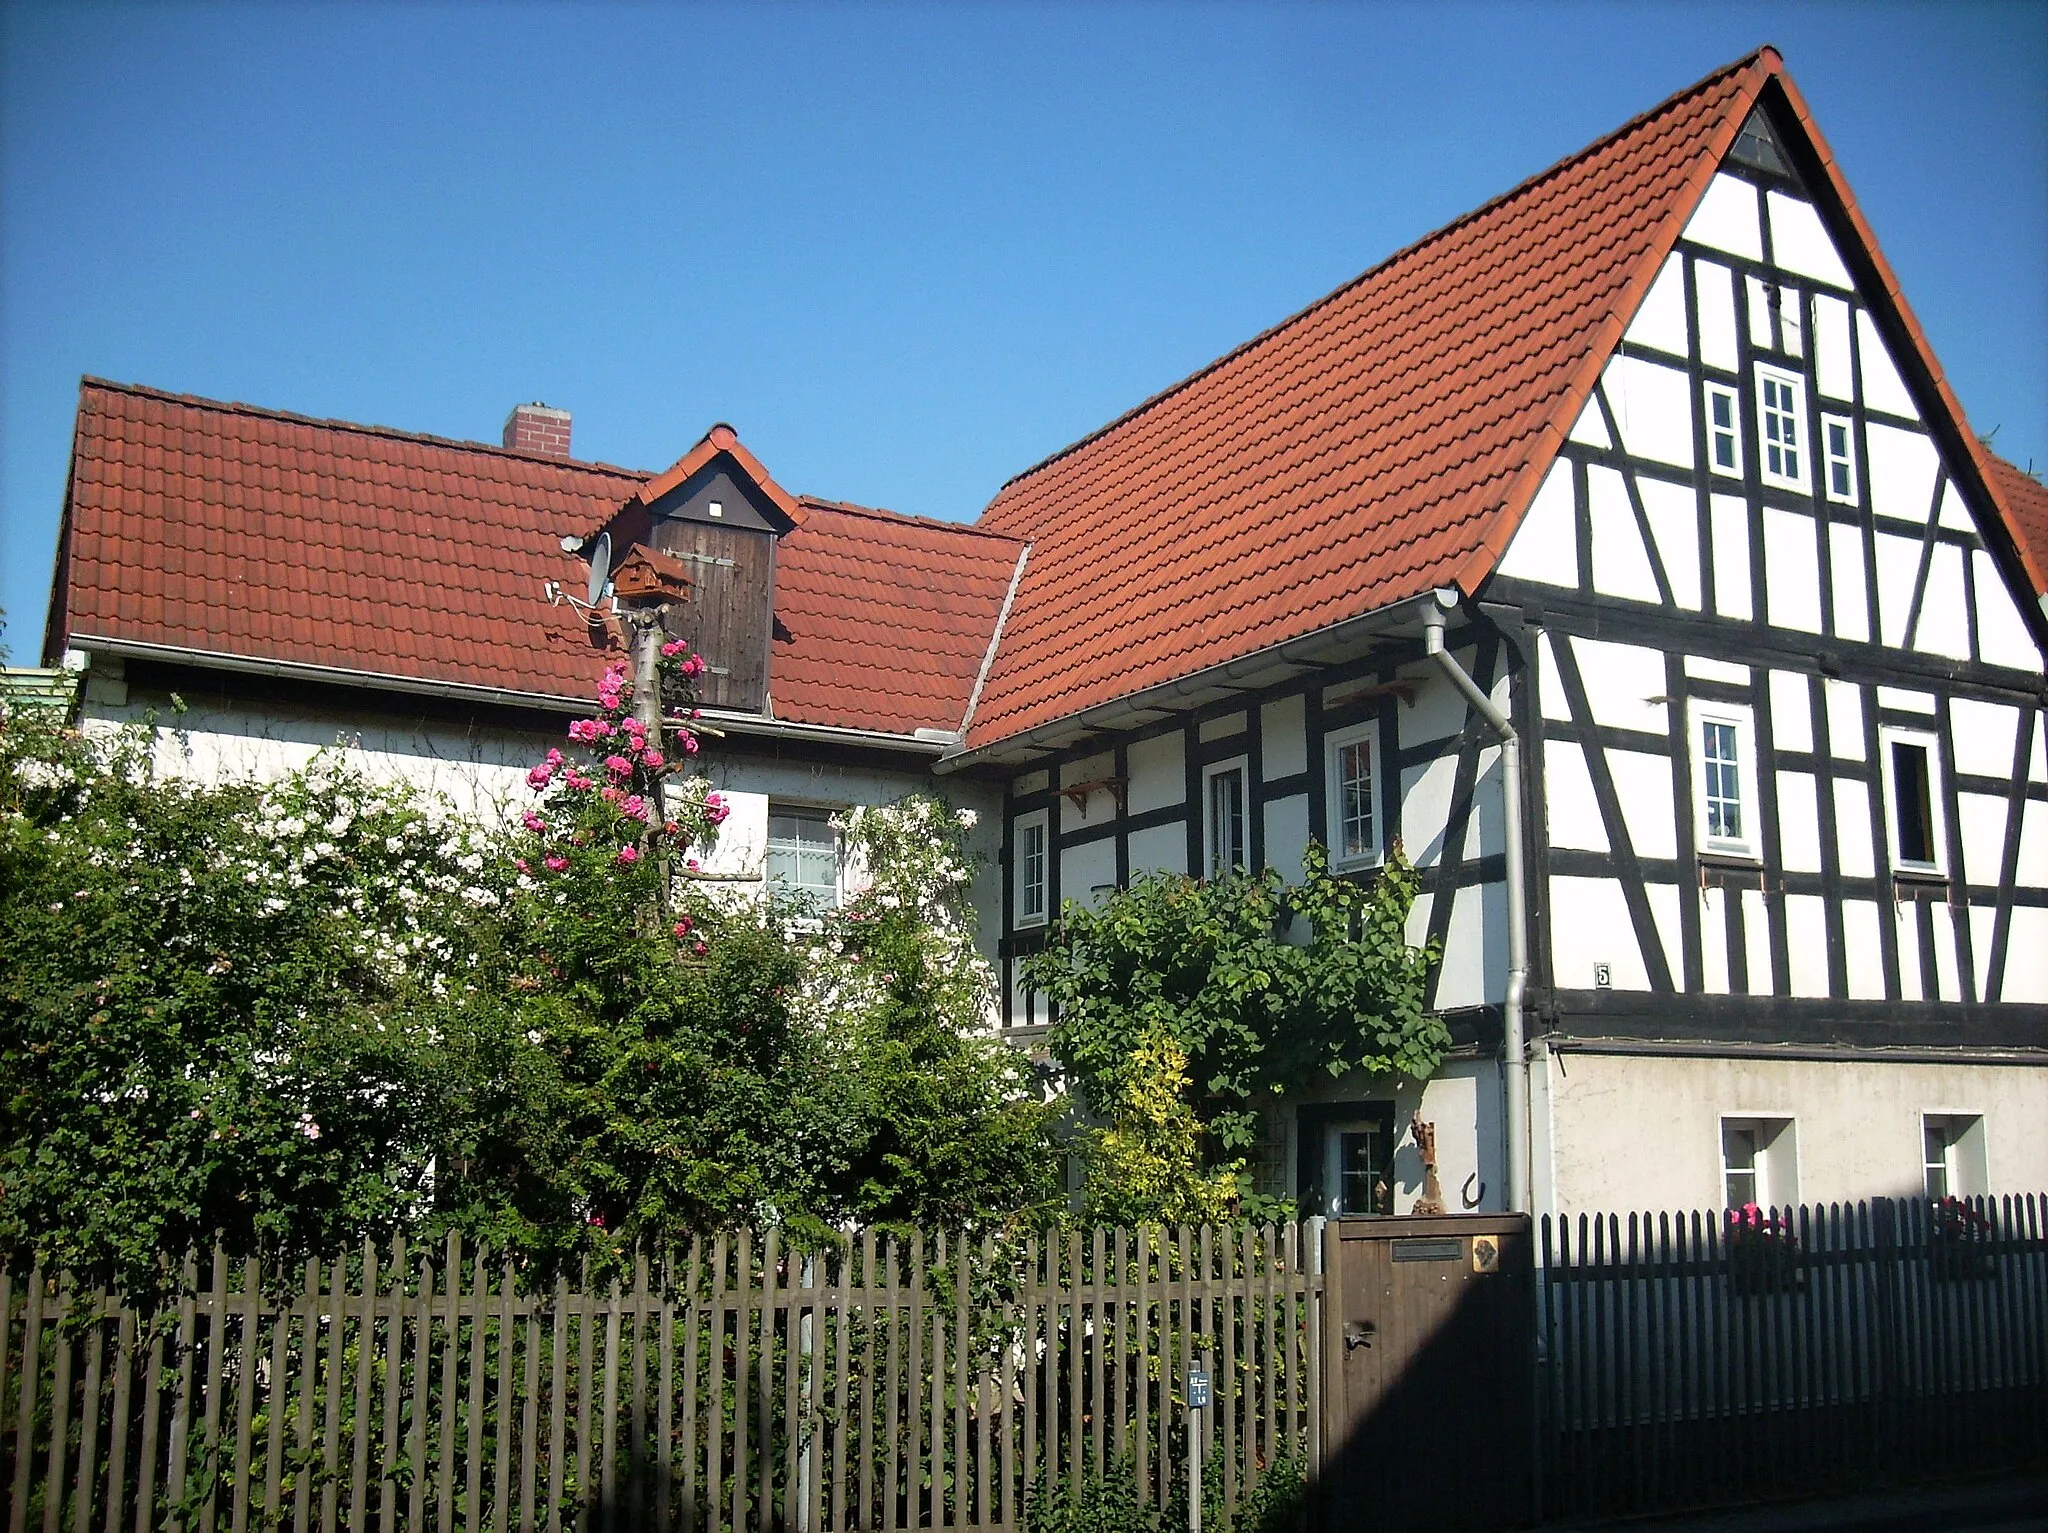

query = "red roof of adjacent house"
[[49, 379, 1018, 737], [965, 48, 2045, 747], [1987, 455, 2048, 596]]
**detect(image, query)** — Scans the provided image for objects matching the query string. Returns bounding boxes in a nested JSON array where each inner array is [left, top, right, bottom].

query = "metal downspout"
[[1422, 590, 1532, 1215]]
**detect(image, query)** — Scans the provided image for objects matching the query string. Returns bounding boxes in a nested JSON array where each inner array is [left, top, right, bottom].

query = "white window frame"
[[1703, 381, 1742, 478], [1324, 721, 1385, 871], [1878, 725, 1947, 876], [1922, 1113, 1987, 1201], [1754, 362, 1809, 492], [1691, 702, 1762, 861], [1323, 1115, 1396, 1217], [1202, 757, 1249, 879], [1721, 1115, 1799, 1211], [1013, 808, 1050, 929], [1820, 412, 1858, 504], [765, 803, 843, 910]]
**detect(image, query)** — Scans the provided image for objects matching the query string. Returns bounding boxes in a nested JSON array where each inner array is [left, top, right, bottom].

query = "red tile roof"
[[1987, 455, 2048, 596], [50, 379, 1018, 737], [964, 48, 2045, 747], [775, 498, 1022, 736]]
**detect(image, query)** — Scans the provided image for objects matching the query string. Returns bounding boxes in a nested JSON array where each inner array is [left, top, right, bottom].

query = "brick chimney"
[[503, 402, 572, 458]]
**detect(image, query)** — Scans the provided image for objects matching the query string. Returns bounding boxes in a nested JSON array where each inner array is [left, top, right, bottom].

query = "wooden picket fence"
[[1540, 1193, 2048, 1520], [2, 1223, 1322, 1532]]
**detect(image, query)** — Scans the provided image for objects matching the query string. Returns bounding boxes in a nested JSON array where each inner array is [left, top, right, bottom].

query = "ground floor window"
[[1922, 1113, 1986, 1201], [766, 805, 841, 908], [1298, 1102, 1396, 1216], [1720, 1115, 1798, 1210]]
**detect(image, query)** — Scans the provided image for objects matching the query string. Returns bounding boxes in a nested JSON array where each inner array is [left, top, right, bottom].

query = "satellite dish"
[[585, 532, 613, 608]]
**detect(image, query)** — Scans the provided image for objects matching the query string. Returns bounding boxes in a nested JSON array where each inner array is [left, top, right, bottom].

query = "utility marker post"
[[1189, 1359, 1212, 1533]]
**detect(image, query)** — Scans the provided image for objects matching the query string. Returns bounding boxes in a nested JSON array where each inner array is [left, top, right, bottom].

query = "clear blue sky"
[[3, 2, 2043, 657]]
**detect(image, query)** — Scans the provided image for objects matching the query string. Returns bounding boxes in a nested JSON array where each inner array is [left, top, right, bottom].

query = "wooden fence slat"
[[951, 1236, 969, 1529], [599, 1266, 622, 1533], [546, 1270, 569, 1533], [103, 1301, 134, 1533], [856, 1232, 876, 1533], [408, 1248, 437, 1533], [829, 1242, 850, 1533], [226, 1258, 258, 1533], [519, 1254, 544, 1533], [710, 1233, 733, 1533], [494, 1256, 517, 1532], [348, 1239, 378, 1532], [756, 1227, 778, 1533], [656, 1251, 675, 1533], [69, 1289, 107, 1533], [40, 1274, 74, 1533], [378, 1236, 407, 1533], [677, 1239, 702, 1533], [779, 1244, 799, 1533]]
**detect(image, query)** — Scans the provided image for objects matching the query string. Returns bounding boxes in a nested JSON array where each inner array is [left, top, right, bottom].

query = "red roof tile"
[[964, 48, 2045, 748], [1988, 455, 2048, 596], [50, 380, 1018, 737]]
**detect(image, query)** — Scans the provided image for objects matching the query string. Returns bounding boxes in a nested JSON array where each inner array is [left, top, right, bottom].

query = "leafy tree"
[[1025, 843, 1444, 1215]]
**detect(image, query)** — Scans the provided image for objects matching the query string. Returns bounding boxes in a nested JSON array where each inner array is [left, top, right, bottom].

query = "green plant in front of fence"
[[1026, 840, 1444, 1220]]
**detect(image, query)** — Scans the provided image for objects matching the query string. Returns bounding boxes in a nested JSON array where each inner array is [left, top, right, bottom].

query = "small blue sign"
[[1188, 1369, 1210, 1409]]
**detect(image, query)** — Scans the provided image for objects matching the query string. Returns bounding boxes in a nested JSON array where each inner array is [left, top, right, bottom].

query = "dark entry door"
[[1318, 1214, 1534, 1529]]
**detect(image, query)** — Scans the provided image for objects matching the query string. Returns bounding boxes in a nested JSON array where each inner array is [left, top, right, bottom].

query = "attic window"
[[708, 500, 724, 518], [1729, 108, 1788, 175]]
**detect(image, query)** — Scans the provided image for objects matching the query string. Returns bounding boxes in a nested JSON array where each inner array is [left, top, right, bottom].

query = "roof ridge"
[[77, 375, 658, 482], [796, 494, 1026, 542], [985, 45, 1774, 503]]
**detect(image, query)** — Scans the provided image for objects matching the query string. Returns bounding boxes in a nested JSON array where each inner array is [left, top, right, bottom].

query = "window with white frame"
[[766, 806, 841, 908], [1693, 703, 1760, 859], [1703, 381, 1742, 477], [1722, 1116, 1798, 1210], [1922, 1114, 1987, 1201], [1013, 809, 1049, 928], [1203, 759, 1248, 878], [1880, 727, 1945, 875], [1325, 723, 1384, 868], [1755, 363, 1807, 491], [1325, 1116, 1396, 1216], [1821, 414, 1857, 504]]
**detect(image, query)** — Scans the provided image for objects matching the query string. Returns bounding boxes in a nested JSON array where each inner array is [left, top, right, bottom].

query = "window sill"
[[1697, 849, 1763, 872], [1892, 866, 1949, 890]]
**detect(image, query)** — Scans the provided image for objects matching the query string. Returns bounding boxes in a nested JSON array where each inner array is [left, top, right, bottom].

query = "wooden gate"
[[1316, 1214, 1535, 1531]]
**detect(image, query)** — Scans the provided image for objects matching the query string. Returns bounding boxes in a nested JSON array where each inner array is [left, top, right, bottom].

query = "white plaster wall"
[[1125, 821, 1185, 878], [83, 686, 560, 823], [1683, 173, 1762, 261], [1124, 731, 1185, 814], [1766, 190, 1852, 289], [1542, 1051, 2048, 1218], [1497, 459, 1578, 588], [1061, 836, 1117, 911], [1623, 253, 1689, 357], [1263, 793, 1310, 884]]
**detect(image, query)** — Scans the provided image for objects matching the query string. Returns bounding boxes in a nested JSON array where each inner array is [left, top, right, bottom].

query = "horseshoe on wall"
[[1462, 1172, 1487, 1209]]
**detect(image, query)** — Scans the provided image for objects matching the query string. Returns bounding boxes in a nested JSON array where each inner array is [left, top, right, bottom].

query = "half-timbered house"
[[939, 48, 2048, 1221]]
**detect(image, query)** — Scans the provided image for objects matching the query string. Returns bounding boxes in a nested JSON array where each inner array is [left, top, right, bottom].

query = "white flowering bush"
[[0, 702, 505, 1289]]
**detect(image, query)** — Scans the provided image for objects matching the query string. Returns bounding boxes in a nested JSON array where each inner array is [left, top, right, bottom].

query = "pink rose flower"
[[691, 940, 709, 957], [682, 737, 700, 755], [621, 795, 647, 821], [672, 917, 694, 938], [522, 811, 546, 833], [641, 749, 664, 770], [601, 786, 621, 804], [544, 855, 570, 872], [604, 755, 633, 780], [545, 748, 564, 766], [526, 765, 554, 791], [616, 845, 640, 865]]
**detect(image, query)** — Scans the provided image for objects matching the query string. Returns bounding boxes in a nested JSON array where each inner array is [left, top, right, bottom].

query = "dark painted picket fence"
[[1539, 1193, 2048, 1520], [1, 1224, 1321, 1532]]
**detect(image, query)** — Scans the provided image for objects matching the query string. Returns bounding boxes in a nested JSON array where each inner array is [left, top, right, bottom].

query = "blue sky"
[[2, 2, 2043, 657]]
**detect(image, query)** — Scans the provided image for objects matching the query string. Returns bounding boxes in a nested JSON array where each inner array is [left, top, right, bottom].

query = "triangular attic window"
[[1728, 107, 1790, 176]]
